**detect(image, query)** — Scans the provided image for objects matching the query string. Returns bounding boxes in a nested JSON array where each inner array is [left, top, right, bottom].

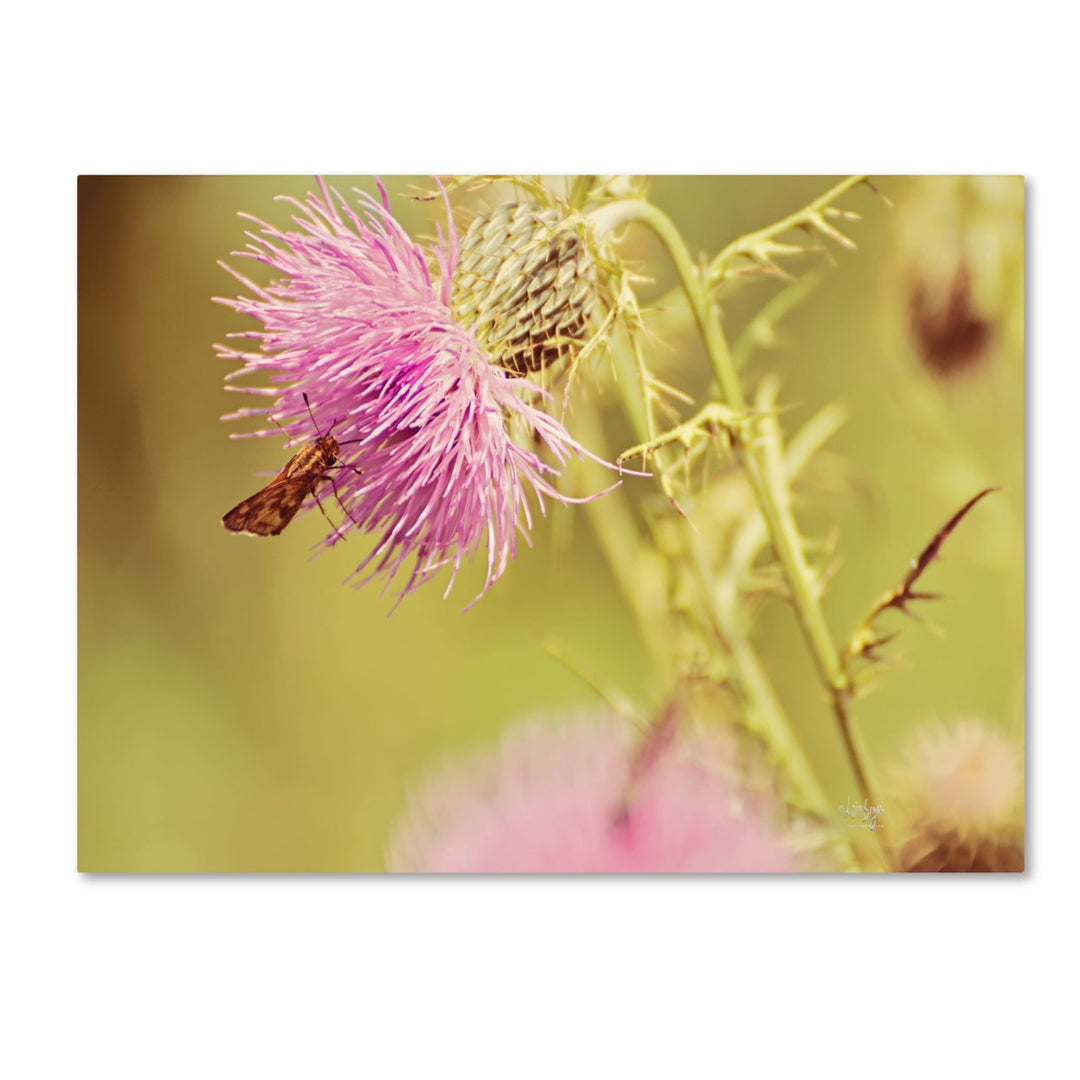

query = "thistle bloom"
[[888, 718, 1024, 872], [216, 179, 614, 603], [386, 713, 802, 873]]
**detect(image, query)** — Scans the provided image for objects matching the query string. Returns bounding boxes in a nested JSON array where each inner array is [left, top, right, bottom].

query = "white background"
[[2, 3, 1071, 1077]]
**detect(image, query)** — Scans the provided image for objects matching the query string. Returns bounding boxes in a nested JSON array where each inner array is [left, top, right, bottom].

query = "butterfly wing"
[[222, 476, 310, 537]]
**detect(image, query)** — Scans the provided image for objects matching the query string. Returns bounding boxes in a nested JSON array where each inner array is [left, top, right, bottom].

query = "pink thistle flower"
[[215, 179, 617, 604], [386, 713, 802, 873]]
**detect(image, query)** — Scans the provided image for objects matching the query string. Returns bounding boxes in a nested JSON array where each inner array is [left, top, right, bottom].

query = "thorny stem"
[[685, 526, 836, 823], [706, 175, 868, 287], [591, 192, 890, 866], [607, 337, 843, 843], [593, 200, 747, 409], [617, 401, 740, 466]]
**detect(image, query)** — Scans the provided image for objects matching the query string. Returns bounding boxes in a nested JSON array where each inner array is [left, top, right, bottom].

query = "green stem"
[[606, 337, 837, 830], [592, 200, 746, 410], [706, 175, 868, 287], [685, 526, 835, 823], [591, 196, 888, 858]]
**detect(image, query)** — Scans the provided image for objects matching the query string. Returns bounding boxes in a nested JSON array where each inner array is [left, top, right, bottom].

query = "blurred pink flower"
[[216, 179, 614, 604], [386, 713, 801, 873]]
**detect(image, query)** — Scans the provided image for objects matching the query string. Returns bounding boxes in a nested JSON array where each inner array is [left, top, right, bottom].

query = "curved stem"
[[591, 196, 888, 858], [592, 200, 746, 409]]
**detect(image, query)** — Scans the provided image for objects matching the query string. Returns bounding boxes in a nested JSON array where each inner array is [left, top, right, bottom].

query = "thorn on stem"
[[843, 487, 1000, 670]]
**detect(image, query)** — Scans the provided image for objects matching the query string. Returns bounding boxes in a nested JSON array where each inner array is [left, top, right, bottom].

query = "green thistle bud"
[[452, 202, 597, 375]]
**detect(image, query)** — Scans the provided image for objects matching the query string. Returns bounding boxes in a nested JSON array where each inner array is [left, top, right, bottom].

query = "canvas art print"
[[78, 175, 1024, 873]]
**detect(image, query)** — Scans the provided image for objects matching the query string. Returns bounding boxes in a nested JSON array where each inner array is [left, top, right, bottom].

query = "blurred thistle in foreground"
[[386, 712, 803, 873], [888, 718, 1024, 872], [215, 179, 617, 604]]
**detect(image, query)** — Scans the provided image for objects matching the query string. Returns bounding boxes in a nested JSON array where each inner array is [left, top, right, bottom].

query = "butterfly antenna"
[[301, 392, 327, 436]]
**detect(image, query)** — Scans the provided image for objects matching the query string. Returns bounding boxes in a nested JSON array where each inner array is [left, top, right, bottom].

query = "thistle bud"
[[887, 718, 1024, 873], [452, 202, 597, 375]]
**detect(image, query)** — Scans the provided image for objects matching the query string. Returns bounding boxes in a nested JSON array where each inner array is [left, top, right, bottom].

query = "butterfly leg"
[[310, 485, 349, 543], [322, 472, 360, 529], [327, 462, 364, 478]]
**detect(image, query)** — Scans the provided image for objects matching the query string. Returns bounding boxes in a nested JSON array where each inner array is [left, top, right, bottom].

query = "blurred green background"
[[78, 176, 1024, 871]]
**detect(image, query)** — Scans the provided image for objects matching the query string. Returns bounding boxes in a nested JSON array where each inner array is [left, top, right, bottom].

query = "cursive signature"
[[838, 796, 886, 831]]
